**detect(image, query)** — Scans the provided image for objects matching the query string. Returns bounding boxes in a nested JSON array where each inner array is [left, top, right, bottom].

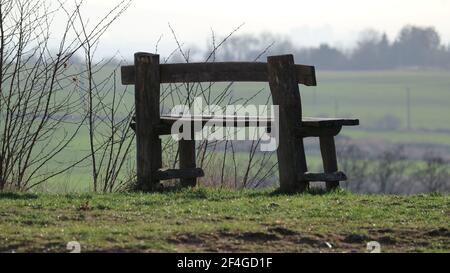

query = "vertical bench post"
[[320, 136, 340, 191], [268, 55, 308, 193], [134, 53, 162, 191], [179, 138, 197, 187]]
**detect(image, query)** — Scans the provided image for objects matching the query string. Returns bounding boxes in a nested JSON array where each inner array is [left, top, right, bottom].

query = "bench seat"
[[132, 115, 359, 129]]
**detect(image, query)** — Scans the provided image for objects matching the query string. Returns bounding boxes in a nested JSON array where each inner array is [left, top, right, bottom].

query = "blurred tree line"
[[338, 143, 450, 194], [204, 25, 450, 70]]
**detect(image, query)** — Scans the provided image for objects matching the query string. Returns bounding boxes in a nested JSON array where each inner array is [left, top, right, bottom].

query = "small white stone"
[[321, 241, 333, 249]]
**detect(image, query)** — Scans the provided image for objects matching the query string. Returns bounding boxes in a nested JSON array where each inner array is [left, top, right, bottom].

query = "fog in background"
[[61, 0, 450, 61], [162, 25, 450, 70]]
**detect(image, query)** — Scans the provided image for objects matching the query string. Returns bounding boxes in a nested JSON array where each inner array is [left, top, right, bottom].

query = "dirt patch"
[[377, 235, 397, 245], [369, 228, 394, 234], [267, 227, 298, 236], [167, 232, 242, 252], [167, 233, 215, 245], [366, 227, 450, 248], [426, 228, 450, 237], [296, 236, 321, 246], [343, 234, 371, 244], [164, 226, 450, 253], [237, 232, 280, 242]]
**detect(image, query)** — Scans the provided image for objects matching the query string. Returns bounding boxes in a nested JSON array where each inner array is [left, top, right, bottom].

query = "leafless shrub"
[[414, 151, 449, 193], [0, 0, 131, 192], [372, 145, 410, 194], [337, 143, 371, 192], [339, 142, 450, 194], [158, 24, 278, 189], [71, 1, 135, 192]]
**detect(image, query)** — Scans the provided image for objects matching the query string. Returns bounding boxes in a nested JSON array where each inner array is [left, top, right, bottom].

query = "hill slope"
[[0, 188, 448, 253]]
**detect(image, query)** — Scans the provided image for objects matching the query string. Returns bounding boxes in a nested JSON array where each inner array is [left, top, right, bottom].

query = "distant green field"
[[158, 69, 450, 144], [191, 70, 450, 129], [307, 70, 450, 134], [25, 70, 450, 192]]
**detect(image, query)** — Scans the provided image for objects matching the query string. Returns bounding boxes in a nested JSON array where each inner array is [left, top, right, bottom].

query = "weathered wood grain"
[[155, 168, 205, 181], [121, 62, 316, 86], [301, 117, 359, 127], [299, 171, 347, 182], [134, 53, 162, 192], [131, 115, 357, 130], [179, 139, 197, 187], [320, 136, 340, 190], [268, 54, 308, 193]]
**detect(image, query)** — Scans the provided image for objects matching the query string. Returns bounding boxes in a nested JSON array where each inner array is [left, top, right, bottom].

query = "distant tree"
[[351, 30, 392, 69], [392, 25, 442, 68], [170, 45, 203, 62], [442, 43, 450, 69], [202, 25, 449, 70], [209, 32, 293, 62], [298, 44, 348, 70]]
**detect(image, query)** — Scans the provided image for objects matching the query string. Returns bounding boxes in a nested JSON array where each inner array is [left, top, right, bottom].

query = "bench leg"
[[134, 53, 162, 192], [296, 137, 309, 189], [179, 139, 197, 187], [136, 134, 162, 192], [319, 136, 339, 191], [267, 55, 308, 193]]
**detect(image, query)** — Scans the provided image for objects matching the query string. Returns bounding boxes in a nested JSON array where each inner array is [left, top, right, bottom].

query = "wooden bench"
[[121, 53, 359, 193]]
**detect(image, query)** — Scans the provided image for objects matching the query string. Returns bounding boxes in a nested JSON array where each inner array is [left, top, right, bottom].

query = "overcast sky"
[[79, 0, 450, 58]]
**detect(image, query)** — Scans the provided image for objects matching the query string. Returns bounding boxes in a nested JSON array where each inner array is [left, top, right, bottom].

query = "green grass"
[[0, 188, 448, 253]]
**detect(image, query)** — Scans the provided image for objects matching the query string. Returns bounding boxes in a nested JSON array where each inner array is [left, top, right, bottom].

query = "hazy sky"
[[79, 0, 450, 57]]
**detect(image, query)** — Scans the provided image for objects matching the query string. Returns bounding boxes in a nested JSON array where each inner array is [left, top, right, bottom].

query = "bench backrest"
[[121, 59, 316, 86], [121, 53, 317, 129]]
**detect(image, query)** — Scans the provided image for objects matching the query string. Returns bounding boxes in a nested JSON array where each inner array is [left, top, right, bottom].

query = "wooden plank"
[[158, 115, 356, 128], [155, 168, 205, 181], [121, 62, 316, 86], [150, 123, 341, 138], [160, 115, 273, 128], [302, 117, 359, 127], [179, 139, 197, 187], [121, 65, 135, 85], [296, 126, 342, 137], [134, 52, 162, 192], [161, 62, 268, 83], [299, 171, 347, 182], [131, 116, 349, 137], [320, 136, 340, 191], [297, 65, 317, 86], [268, 54, 309, 193]]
